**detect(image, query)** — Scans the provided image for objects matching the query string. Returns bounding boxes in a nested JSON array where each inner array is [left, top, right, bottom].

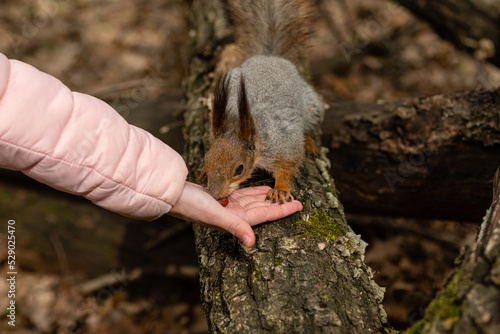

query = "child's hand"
[[168, 182, 303, 247]]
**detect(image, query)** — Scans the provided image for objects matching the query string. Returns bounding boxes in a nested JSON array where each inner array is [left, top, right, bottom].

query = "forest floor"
[[0, 0, 498, 333]]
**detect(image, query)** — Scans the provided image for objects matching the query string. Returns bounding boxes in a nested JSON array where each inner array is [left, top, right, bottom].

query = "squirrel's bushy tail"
[[228, 0, 318, 65]]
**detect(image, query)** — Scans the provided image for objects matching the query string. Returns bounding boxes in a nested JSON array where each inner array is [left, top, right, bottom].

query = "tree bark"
[[398, 0, 500, 68], [405, 166, 500, 333], [183, 0, 393, 333], [322, 90, 500, 222]]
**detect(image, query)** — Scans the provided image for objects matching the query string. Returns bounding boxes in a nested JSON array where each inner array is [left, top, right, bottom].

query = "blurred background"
[[0, 0, 498, 333]]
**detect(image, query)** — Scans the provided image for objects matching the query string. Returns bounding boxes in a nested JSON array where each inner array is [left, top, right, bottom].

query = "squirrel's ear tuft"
[[212, 74, 230, 137], [238, 75, 257, 149]]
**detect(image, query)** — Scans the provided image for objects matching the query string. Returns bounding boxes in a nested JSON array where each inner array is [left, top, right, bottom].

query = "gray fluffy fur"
[[225, 55, 324, 171]]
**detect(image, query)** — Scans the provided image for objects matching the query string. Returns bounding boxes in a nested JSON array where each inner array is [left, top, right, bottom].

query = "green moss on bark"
[[294, 210, 346, 242], [406, 270, 465, 334]]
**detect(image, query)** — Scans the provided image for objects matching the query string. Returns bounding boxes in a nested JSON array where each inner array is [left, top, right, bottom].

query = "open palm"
[[168, 183, 303, 247], [224, 186, 303, 225]]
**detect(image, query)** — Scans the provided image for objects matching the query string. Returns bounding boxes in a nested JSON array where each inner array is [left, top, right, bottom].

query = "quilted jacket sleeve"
[[0, 53, 188, 220]]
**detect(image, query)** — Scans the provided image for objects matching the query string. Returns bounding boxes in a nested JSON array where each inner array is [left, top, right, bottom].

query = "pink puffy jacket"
[[0, 53, 188, 220]]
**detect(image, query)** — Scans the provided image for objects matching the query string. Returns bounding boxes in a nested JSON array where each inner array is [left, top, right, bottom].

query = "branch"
[[322, 89, 500, 222]]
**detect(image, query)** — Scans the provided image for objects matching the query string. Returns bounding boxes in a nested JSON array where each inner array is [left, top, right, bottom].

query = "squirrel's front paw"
[[266, 189, 293, 204]]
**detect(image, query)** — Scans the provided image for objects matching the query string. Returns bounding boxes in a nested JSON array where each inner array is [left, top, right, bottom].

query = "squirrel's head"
[[200, 74, 260, 200]]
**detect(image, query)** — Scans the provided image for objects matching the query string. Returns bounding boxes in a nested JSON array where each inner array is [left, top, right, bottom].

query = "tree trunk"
[[398, 0, 500, 68], [322, 90, 500, 222], [183, 0, 393, 333], [405, 166, 500, 334]]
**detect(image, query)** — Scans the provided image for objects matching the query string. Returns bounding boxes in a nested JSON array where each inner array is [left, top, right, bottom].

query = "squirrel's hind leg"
[[305, 134, 318, 156], [266, 160, 297, 204]]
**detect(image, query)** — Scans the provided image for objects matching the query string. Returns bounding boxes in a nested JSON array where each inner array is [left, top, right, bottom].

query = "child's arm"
[[0, 53, 188, 220]]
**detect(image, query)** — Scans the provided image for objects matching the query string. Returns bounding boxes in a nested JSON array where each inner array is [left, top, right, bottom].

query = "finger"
[[193, 202, 257, 247], [245, 200, 303, 225], [228, 186, 283, 208], [170, 182, 257, 247], [222, 216, 256, 247], [230, 186, 272, 198], [201, 196, 258, 247], [239, 196, 302, 211]]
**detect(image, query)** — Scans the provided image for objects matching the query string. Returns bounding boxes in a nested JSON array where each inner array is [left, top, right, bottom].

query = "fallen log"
[[322, 89, 500, 222]]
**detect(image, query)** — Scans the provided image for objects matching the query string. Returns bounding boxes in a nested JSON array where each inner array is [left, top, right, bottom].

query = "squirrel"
[[200, 0, 324, 205]]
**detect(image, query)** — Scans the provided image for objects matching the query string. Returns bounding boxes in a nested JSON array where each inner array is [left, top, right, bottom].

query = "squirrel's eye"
[[234, 164, 244, 177]]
